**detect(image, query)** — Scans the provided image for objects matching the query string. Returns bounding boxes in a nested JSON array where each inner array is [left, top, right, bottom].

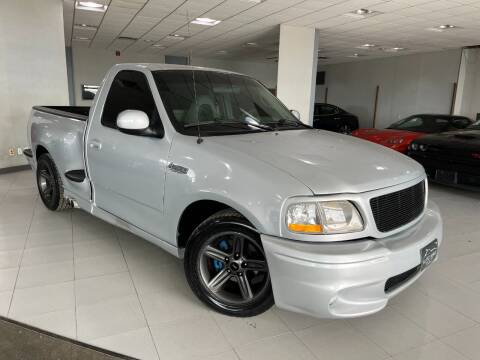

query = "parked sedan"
[[352, 114, 472, 153], [313, 103, 359, 134], [408, 120, 480, 190]]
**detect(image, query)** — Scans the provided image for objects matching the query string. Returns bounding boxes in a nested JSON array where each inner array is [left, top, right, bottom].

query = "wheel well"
[[36, 145, 49, 160], [177, 200, 233, 249]]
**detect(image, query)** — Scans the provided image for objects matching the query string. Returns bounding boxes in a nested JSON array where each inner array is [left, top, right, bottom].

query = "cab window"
[[101, 70, 163, 134]]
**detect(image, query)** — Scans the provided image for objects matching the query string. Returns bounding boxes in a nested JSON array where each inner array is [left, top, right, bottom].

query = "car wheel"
[[338, 124, 352, 134], [36, 153, 71, 211], [184, 209, 274, 317]]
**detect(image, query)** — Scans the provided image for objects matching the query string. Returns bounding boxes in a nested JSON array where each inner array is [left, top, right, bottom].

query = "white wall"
[[72, 47, 278, 106], [317, 49, 462, 128], [454, 48, 480, 121], [0, 0, 69, 169]]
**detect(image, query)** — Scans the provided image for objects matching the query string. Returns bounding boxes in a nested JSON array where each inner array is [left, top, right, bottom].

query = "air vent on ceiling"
[[118, 36, 138, 41]]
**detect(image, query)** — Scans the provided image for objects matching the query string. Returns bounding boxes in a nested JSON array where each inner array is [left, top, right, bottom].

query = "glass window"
[[152, 70, 305, 136], [101, 70, 163, 134], [451, 117, 472, 129], [388, 116, 451, 133], [316, 104, 337, 115]]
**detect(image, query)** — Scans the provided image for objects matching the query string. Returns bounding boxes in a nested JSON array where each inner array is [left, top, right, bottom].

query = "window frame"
[[100, 69, 164, 137]]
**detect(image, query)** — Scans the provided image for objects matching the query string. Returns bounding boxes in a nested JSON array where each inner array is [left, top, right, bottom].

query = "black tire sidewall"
[[36, 154, 61, 211], [185, 214, 274, 317]]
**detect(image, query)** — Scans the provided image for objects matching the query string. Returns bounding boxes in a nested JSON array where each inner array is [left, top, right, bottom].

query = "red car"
[[352, 114, 473, 153]]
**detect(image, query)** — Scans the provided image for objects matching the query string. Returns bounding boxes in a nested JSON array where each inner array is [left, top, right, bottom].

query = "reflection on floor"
[[0, 316, 132, 360], [1, 170, 480, 360]]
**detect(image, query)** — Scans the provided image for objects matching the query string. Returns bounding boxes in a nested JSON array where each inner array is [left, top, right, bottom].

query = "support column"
[[276, 25, 319, 125], [0, 0, 69, 169], [453, 48, 480, 120]]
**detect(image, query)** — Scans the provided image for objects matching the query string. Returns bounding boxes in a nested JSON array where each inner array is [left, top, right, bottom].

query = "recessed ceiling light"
[[428, 24, 459, 32], [244, 42, 258, 47], [143, 39, 154, 43], [382, 47, 406, 52], [75, 1, 107, 12], [168, 34, 186, 40], [344, 8, 381, 19], [74, 23, 97, 30], [217, 50, 228, 54], [359, 43, 376, 48], [152, 44, 166, 48], [191, 17, 221, 26], [348, 53, 365, 58], [73, 36, 90, 41]]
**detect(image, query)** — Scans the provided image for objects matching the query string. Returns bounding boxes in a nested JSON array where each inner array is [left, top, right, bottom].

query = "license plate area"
[[420, 239, 438, 271], [435, 169, 457, 184]]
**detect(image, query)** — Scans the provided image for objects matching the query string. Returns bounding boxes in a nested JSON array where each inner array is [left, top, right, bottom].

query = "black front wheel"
[[36, 153, 71, 211], [184, 210, 274, 317]]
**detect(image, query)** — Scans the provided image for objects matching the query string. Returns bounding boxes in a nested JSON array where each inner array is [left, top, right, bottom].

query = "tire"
[[36, 153, 71, 211], [338, 124, 352, 135], [184, 210, 274, 317]]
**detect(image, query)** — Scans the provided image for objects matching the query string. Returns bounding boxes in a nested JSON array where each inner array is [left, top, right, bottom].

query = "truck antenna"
[[186, 9, 202, 144]]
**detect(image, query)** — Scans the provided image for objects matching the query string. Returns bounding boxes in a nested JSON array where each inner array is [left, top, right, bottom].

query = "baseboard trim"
[[0, 165, 30, 174]]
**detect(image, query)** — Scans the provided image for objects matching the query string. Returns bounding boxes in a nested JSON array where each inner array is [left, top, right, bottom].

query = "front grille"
[[370, 181, 425, 232], [385, 265, 421, 293]]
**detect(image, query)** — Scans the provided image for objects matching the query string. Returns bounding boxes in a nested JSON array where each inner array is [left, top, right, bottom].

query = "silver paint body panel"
[[27, 63, 442, 318]]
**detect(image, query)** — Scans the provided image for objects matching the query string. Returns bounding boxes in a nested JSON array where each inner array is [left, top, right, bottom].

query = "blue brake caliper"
[[213, 240, 229, 271]]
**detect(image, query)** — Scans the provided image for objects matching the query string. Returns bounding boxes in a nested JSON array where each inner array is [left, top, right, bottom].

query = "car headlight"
[[410, 143, 419, 151], [386, 137, 405, 144], [286, 201, 364, 234]]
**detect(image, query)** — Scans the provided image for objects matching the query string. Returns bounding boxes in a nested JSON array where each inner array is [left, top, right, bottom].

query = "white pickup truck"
[[24, 63, 442, 318]]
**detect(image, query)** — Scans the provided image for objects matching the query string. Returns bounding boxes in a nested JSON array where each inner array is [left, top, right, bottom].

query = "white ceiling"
[[64, 0, 480, 64]]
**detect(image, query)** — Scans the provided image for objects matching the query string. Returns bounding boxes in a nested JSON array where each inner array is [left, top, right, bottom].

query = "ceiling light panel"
[[190, 17, 221, 26], [75, 1, 108, 12]]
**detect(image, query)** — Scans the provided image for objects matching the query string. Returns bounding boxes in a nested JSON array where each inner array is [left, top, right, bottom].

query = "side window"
[[101, 70, 162, 132], [451, 117, 471, 129], [319, 105, 336, 115]]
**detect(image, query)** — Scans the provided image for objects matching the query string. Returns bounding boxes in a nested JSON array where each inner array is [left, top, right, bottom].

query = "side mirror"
[[116, 110, 149, 134], [290, 109, 300, 120]]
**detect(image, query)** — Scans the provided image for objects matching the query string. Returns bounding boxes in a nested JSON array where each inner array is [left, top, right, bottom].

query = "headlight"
[[410, 143, 419, 151], [286, 201, 364, 234], [386, 137, 405, 144]]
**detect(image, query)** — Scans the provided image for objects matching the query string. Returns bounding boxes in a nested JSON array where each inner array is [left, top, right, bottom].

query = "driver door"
[[86, 70, 170, 237]]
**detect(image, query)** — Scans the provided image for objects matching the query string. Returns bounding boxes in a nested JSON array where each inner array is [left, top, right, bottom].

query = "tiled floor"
[[1, 169, 480, 360]]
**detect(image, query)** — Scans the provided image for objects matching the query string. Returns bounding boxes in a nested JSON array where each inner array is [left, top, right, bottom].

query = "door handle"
[[89, 140, 102, 150]]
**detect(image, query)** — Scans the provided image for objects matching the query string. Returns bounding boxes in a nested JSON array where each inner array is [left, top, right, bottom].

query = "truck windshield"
[[152, 70, 307, 136]]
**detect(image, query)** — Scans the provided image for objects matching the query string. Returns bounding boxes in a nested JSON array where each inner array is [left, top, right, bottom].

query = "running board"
[[64, 169, 86, 182]]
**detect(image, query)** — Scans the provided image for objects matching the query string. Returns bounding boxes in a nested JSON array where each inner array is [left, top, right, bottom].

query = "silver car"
[[25, 64, 442, 318]]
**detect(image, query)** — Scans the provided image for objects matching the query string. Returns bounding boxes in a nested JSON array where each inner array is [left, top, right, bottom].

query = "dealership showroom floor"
[[0, 170, 479, 360]]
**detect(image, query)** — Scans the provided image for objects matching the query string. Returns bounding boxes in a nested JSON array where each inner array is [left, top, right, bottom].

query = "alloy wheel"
[[198, 231, 270, 306]]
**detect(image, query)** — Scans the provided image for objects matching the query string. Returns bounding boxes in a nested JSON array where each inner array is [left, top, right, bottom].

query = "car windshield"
[[467, 120, 480, 130], [152, 70, 307, 136], [388, 115, 451, 133]]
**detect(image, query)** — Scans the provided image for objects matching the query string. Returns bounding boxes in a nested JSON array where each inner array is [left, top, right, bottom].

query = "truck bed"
[[32, 106, 90, 121]]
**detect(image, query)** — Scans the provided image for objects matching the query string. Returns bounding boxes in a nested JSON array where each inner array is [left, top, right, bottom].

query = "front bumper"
[[262, 202, 442, 319]]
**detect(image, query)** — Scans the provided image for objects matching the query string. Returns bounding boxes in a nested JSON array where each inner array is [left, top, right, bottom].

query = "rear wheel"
[[184, 210, 274, 317], [36, 153, 71, 211], [338, 124, 352, 134]]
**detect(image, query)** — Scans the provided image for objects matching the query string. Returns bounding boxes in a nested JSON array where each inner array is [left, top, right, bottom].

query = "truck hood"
[[209, 129, 424, 194]]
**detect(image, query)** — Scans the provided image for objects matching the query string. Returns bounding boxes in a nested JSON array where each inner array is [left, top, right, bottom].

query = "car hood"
[[353, 128, 422, 142], [415, 130, 480, 150], [208, 129, 424, 194]]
